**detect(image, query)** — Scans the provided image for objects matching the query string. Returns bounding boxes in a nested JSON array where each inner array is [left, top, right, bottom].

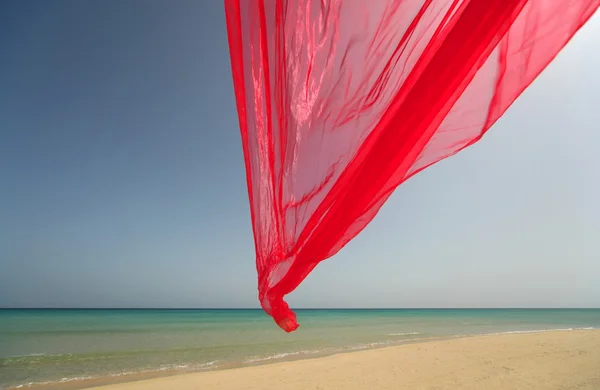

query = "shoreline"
[[14, 328, 600, 390]]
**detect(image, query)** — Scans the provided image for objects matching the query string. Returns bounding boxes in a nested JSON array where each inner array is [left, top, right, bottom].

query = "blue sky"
[[1, 1, 598, 309]]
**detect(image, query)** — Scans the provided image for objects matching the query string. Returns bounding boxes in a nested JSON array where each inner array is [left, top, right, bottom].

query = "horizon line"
[[1, 307, 598, 310]]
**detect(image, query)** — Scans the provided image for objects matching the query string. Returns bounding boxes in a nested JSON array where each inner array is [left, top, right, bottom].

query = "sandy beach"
[[83, 329, 600, 390]]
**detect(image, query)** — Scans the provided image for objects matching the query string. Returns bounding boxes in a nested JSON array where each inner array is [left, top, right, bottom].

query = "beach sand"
[[85, 329, 600, 390]]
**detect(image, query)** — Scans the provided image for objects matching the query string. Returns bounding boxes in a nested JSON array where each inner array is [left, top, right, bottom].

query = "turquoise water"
[[1, 309, 599, 389]]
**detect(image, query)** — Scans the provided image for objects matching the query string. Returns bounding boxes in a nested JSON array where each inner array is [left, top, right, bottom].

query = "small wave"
[[6, 353, 47, 358], [1, 353, 74, 366], [106, 361, 217, 377], [244, 350, 323, 364], [12, 376, 95, 389], [346, 341, 390, 351], [244, 337, 427, 364], [485, 327, 595, 336], [9, 361, 218, 389], [387, 332, 420, 336], [348, 337, 423, 351]]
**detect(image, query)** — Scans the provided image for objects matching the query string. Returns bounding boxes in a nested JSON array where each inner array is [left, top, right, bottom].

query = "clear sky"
[[1, 1, 598, 309]]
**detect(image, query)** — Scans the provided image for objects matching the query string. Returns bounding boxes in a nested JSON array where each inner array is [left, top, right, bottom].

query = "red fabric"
[[224, 0, 598, 332]]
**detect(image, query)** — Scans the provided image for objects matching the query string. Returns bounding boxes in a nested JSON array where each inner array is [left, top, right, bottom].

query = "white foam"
[[13, 376, 94, 389], [387, 332, 420, 336], [6, 353, 46, 358], [9, 361, 218, 389], [485, 327, 595, 336], [244, 350, 323, 364]]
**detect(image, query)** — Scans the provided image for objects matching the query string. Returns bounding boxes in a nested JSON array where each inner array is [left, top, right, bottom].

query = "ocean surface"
[[1, 308, 599, 389]]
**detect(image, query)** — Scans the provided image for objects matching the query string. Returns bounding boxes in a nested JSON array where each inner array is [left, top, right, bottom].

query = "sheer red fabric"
[[224, 0, 598, 332]]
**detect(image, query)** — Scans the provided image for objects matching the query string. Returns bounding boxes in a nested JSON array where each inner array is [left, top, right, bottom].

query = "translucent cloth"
[[224, 0, 599, 332]]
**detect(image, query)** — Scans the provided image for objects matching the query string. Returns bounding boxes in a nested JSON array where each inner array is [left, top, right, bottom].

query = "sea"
[[1, 308, 599, 389]]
